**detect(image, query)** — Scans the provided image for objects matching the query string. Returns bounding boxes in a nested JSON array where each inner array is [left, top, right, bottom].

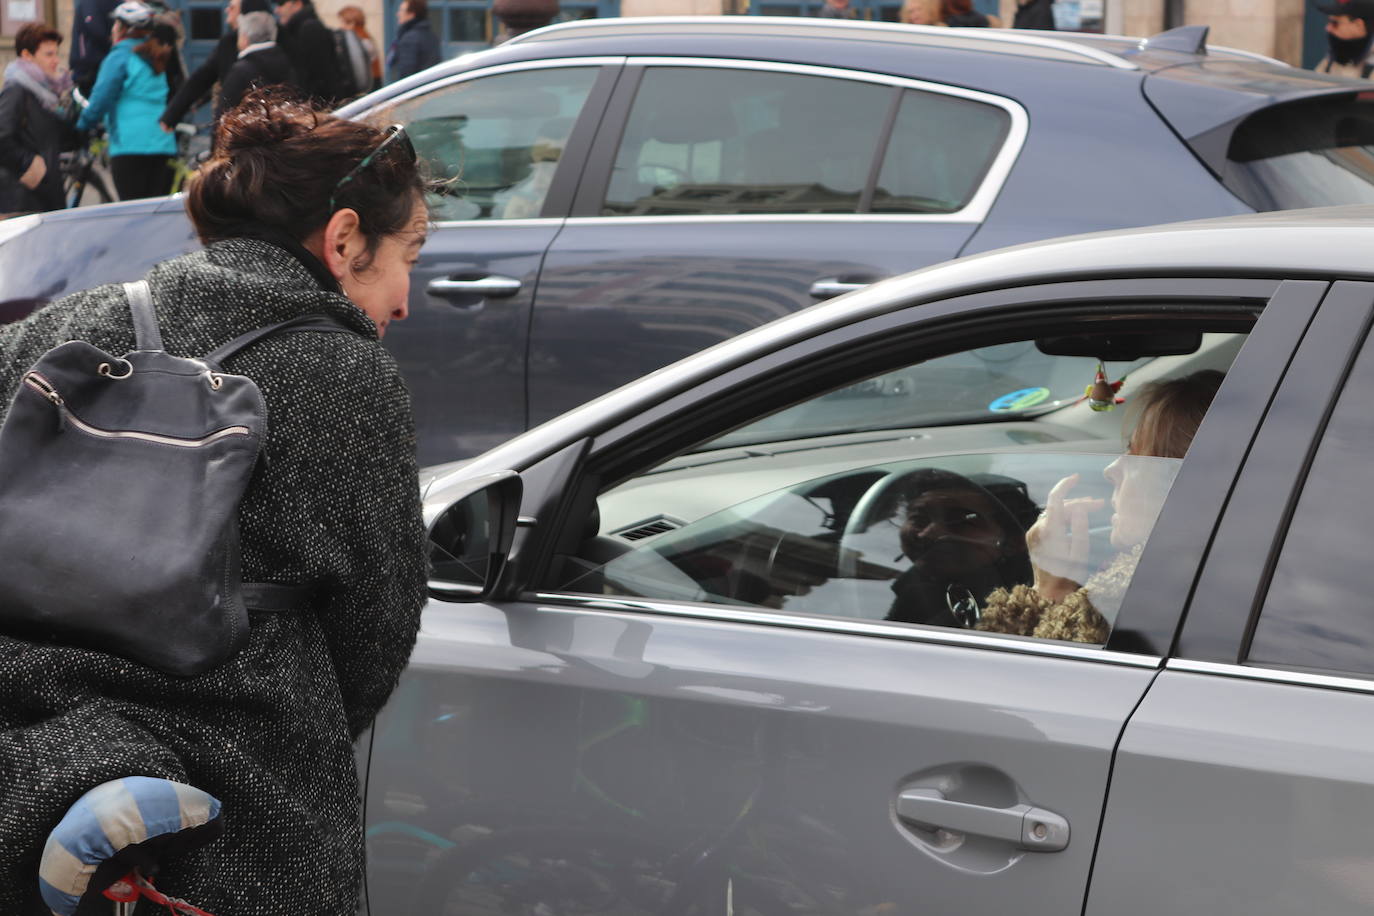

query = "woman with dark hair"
[[977, 370, 1225, 644], [75, 0, 178, 200], [0, 92, 431, 914], [0, 22, 76, 213]]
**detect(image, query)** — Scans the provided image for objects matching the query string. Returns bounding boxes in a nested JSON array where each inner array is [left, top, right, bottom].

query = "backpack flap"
[[0, 339, 265, 676]]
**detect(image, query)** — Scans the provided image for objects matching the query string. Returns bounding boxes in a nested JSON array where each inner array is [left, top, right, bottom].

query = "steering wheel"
[[835, 470, 909, 581]]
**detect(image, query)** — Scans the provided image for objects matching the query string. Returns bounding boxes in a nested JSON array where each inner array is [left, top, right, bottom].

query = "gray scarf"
[[2, 58, 71, 115]]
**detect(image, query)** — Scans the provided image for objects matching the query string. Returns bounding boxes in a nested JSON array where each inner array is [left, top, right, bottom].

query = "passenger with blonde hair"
[[976, 370, 1225, 643]]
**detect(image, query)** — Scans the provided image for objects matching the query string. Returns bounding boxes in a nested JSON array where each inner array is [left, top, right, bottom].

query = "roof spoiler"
[[1140, 24, 1209, 55]]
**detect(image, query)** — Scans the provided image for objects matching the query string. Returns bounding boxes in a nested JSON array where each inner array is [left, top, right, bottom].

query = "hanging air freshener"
[[1085, 361, 1126, 412]]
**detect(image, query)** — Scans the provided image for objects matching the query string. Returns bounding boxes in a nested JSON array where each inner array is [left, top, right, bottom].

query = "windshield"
[[710, 345, 1149, 450], [1223, 93, 1374, 210]]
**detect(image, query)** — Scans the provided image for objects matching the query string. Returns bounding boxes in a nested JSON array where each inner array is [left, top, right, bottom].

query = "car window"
[[386, 67, 600, 221], [550, 332, 1243, 646], [1223, 94, 1374, 211], [1248, 336, 1374, 676], [712, 344, 1154, 449], [602, 67, 892, 216], [872, 89, 1010, 214]]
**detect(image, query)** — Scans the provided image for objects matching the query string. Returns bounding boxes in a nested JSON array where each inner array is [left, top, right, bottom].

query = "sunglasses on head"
[[329, 123, 416, 212]]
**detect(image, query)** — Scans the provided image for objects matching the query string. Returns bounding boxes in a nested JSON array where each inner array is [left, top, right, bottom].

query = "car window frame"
[[566, 57, 1029, 224], [1173, 280, 1374, 669], [511, 277, 1283, 662], [359, 56, 627, 225]]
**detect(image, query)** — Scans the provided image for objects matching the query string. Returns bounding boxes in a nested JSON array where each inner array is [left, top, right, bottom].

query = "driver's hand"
[[1025, 474, 1102, 602]]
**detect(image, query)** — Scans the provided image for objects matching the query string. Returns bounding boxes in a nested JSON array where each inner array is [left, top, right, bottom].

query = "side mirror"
[[425, 470, 523, 601]]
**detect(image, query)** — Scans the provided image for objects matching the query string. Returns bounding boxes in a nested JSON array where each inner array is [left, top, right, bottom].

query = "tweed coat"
[[0, 238, 428, 914]]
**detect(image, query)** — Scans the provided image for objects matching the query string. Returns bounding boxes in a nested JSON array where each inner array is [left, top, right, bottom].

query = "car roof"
[[505, 17, 1280, 72], [442, 205, 1374, 486]]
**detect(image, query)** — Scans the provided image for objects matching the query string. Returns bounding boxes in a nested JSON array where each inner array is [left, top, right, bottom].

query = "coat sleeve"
[[216, 62, 253, 122], [77, 47, 127, 132], [242, 333, 428, 740], [0, 86, 37, 176], [392, 32, 420, 81], [162, 46, 221, 125]]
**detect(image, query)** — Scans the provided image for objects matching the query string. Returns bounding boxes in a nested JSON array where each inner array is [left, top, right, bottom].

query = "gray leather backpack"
[[0, 280, 346, 676]]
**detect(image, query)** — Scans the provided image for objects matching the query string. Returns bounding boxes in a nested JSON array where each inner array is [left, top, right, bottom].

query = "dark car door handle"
[[896, 788, 1069, 852], [428, 276, 523, 298], [809, 278, 874, 299]]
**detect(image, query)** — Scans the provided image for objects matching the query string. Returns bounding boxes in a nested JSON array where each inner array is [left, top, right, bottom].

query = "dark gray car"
[[368, 205, 1374, 916], [6, 19, 1374, 464]]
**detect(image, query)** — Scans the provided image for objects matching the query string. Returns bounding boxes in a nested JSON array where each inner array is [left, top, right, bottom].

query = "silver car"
[[362, 206, 1374, 915]]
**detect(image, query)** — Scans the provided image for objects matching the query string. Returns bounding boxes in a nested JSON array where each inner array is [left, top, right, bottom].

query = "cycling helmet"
[[110, 0, 155, 27]]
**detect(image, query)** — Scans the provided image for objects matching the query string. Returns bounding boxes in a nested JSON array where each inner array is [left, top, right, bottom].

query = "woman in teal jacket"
[[76, 0, 176, 200]]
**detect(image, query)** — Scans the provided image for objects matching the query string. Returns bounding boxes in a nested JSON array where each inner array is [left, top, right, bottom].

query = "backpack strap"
[[123, 280, 164, 351], [205, 314, 354, 367]]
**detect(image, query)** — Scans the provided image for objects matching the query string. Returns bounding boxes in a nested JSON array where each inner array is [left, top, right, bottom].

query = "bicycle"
[[168, 123, 208, 195], [40, 776, 222, 916], [61, 88, 116, 208], [61, 128, 116, 208]]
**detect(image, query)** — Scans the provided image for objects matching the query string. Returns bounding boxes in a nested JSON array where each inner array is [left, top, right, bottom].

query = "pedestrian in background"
[[941, 0, 1000, 27], [338, 5, 381, 92], [1315, 0, 1374, 79], [815, 0, 857, 19], [162, 0, 279, 131], [277, 0, 344, 104], [76, 0, 178, 200], [387, 0, 440, 82], [0, 22, 77, 213], [900, 0, 945, 24], [1012, 0, 1056, 28], [69, 0, 121, 95], [218, 11, 295, 119]]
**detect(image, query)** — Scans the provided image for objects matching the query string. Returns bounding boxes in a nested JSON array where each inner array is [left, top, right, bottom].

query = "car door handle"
[[427, 276, 522, 298], [896, 788, 1069, 852], [809, 278, 872, 299]]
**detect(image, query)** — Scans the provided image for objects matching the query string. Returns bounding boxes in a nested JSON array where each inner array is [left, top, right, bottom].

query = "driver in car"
[[885, 469, 1039, 629]]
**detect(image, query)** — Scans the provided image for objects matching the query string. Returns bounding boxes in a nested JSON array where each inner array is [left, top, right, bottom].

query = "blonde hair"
[[1126, 370, 1224, 460]]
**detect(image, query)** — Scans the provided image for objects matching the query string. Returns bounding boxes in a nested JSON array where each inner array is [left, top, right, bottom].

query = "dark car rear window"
[[1223, 93, 1374, 211]]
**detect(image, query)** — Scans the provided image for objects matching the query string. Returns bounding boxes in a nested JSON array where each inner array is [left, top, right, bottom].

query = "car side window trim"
[[529, 592, 1164, 668], [567, 57, 1029, 225], [1168, 658, 1374, 696], [1173, 280, 1374, 664], [521, 280, 1275, 652], [358, 56, 627, 227]]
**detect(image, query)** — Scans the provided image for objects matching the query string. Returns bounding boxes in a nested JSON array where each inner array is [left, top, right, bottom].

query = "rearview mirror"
[[426, 470, 523, 601], [1036, 330, 1202, 361]]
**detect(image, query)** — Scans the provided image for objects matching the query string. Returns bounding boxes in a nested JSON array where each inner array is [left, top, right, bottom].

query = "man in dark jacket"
[[386, 0, 440, 83], [218, 11, 296, 120], [68, 0, 122, 95], [277, 0, 344, 104], [1012, 0, 1056, 29], [161, 0, 278, 129]]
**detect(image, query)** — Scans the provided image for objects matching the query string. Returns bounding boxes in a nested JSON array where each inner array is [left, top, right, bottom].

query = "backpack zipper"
[[22, 371, 251, 448]]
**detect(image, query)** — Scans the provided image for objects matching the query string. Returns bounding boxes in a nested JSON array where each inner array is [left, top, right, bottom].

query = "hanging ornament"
[[1085, 361, 1126, 412]]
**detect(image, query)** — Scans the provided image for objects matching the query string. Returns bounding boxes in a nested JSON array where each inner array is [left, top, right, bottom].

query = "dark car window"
[[872, 89, 1010, 214], [552, 330, 1244, 646], [1248, 335, 1374, 676], [1223, 94, 1374, 211], [602, 66, 892, 215], [386, 66, 600, 221]]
